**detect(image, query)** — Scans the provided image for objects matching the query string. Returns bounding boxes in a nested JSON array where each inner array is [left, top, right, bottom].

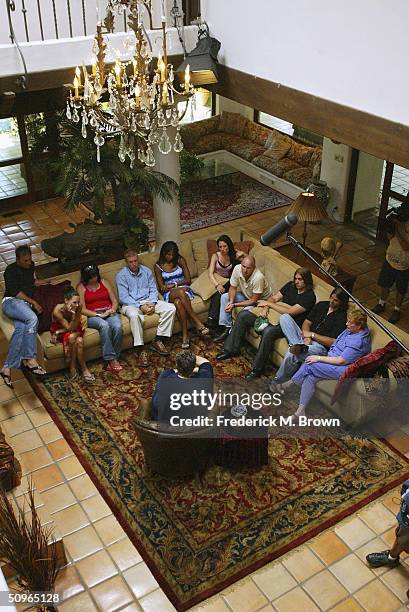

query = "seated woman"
[[206, 234, 244, 331], [77, 264, 123, 373], [270, 287, 349, 389], [154, 241, 209, 349], [280, 308, 371, 420], [50, 287, 95, 382]]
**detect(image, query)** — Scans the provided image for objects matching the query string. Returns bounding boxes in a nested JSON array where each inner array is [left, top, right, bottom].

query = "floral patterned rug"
[[137, 172, 291, 238], [30, 336, 409, 611]]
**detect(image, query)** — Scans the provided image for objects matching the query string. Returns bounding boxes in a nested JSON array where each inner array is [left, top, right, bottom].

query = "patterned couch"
[[180, 112, 322, 189]]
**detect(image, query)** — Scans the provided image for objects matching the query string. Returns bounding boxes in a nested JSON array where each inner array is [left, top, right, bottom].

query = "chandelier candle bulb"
[[133, 59, 137, 76], [184, 65, 191, 92], [92, 63, 97, 77], [75, 66, 81, 86], [115, 60, 121, 86], [73, 76, 79, 98]]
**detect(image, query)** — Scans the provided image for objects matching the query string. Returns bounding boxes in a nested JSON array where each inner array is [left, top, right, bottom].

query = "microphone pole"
[[286, 232, 409, 356]]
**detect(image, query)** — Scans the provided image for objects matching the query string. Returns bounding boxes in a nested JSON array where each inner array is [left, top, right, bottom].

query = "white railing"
[[0, 0, 199, 45]]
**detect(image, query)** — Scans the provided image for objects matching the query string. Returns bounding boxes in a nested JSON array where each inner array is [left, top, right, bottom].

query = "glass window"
[[0, 163, 27, 200], [179, 88, 212, 124], [258, 112, 294, 136], [0, 118, 22, 162]]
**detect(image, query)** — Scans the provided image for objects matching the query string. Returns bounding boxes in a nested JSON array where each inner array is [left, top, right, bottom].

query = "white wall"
[[352, 153, 384, 218], [320, 138, 352, 222], [202, 0, 409, 126]]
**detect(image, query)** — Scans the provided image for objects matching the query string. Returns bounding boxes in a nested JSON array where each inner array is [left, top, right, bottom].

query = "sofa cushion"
[[219, 112, 248, 137], [190, 269, 228, 301], [263, 135, 293, 161], [243, 122, 270, 146], [192, 133, 225, 155], [276, 158, 301, 173], [287, 141, 315, 166], [310, 148, 323, 180], [252, 155, 285, 177], [283, 167, 313, 188], [223, 136, 265, 161]]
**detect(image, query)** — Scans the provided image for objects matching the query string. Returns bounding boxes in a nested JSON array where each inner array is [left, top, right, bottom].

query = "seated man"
[[214, 256, 271, 342], [152, 351, 213, 422], [217, 267, 316, 381], [0, 245, 49, 387], [270, 287, 348, 390], [116, 249, 176, 366]]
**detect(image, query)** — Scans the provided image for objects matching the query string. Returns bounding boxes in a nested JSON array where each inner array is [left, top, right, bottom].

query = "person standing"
[[0, 245, 48, 387], [116, 249, 176, 366], [373, 200, 409, 324]]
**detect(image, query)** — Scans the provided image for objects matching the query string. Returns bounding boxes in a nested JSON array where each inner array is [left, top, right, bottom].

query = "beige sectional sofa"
[[181, 112, 322, 189], [1, 227, 407, 427]]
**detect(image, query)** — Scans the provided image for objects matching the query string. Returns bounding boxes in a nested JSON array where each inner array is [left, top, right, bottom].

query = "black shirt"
[[4, 262, 35, 298], [280, 281, 316, 326], [307, 301, 347, 341]]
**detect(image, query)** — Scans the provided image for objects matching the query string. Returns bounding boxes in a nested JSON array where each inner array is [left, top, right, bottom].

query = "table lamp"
[[288, 191, 328, 246]]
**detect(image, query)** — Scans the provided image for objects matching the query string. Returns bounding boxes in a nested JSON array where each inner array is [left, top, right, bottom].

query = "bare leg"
[[396, 291, 405, 309], [379, 287, 389, 301], [179, 290, 207, 330], [67, 333, 80, 378], [75, 337, 92, 377], [171, 296, 189, 345]]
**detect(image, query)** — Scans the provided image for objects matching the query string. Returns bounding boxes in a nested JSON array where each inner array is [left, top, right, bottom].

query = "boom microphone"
[[260, 214, 298, 246]]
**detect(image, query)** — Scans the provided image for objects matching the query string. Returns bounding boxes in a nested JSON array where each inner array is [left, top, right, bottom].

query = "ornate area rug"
[[137, 172, 291, 236], [30, 337, 409, 610]]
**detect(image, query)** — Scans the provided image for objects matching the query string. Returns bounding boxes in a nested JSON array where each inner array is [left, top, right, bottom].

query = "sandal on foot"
[[197, 326, 210, 336], [68, 372, 78, 381], [0, 371, 13, 389], [82, 372, 96, 383], [181, 340, 190, 349], [23, 364, 47, 377]]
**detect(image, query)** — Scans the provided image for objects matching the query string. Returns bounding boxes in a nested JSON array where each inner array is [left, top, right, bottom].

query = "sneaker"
[[366, 550, 400, 568], [388, 310, 401, 324], [372, 303, 386, 314]]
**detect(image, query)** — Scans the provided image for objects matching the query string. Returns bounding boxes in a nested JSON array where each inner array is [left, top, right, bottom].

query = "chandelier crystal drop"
[[67, 0, 195, 166]]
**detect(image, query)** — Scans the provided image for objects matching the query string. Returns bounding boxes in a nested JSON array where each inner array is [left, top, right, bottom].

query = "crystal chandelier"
[[66, 0, 194, 167]]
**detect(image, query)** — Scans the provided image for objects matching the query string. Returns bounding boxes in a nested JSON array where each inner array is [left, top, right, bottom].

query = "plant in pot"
[[51, 119, 177, 253], [0, 482, 60, 611]]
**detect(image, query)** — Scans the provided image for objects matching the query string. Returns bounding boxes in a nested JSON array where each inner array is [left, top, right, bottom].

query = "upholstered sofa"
[[180, 112, 322, 189], [0, 226, 408, 427]]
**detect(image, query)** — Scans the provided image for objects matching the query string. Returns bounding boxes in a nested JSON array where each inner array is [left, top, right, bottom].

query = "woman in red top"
[[77, 264, 123, 372], [50, 287, 94, 382]]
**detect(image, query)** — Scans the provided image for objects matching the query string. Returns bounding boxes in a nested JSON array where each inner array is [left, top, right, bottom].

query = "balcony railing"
[[1, 0, 200, 45]]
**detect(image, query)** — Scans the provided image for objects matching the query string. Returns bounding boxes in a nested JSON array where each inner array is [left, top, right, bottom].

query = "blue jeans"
[[88, 314, 123, 361], [273, 313, 328, 383], [2, 298, 38, 370], [219, 292, 249, 327]]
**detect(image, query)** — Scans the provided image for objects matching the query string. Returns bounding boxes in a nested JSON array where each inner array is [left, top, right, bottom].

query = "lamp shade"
[[177, 36, 221, 86], [288, 192, 328, 223]]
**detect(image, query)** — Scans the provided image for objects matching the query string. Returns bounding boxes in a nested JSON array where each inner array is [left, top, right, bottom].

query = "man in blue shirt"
[[116, 249, 176, 365]]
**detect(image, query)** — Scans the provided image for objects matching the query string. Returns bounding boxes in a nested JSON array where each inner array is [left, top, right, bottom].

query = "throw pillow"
[[190, 269, 229, 301], [33, 280, 72, 333], [263, 135, 292, 161], [219, 112, 248, 137], [206, 239, 254, 265], [331, 340, 400, 404], [287, 141, 315, 166]]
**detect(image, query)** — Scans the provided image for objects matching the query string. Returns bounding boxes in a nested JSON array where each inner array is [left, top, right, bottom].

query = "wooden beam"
[[208, 65, 409, 168]]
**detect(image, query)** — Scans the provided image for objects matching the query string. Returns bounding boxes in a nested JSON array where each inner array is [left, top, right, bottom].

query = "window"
[[178, 89, 213, 124], [257, 112, 294, 136]]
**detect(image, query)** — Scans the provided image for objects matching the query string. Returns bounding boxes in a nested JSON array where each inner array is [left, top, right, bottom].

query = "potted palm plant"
[[52, 120, 177, 252]]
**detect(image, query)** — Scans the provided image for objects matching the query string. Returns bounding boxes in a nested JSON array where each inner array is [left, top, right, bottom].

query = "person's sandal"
[[0, 371, 13, 389], [82, 372, 96, 383], [197, 326, 210, 336], [181, 340, 190, 349], [23, 364, 47, 377]]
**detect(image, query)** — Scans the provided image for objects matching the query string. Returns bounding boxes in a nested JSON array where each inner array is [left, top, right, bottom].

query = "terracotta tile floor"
[[1, 198, 409, 611]]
